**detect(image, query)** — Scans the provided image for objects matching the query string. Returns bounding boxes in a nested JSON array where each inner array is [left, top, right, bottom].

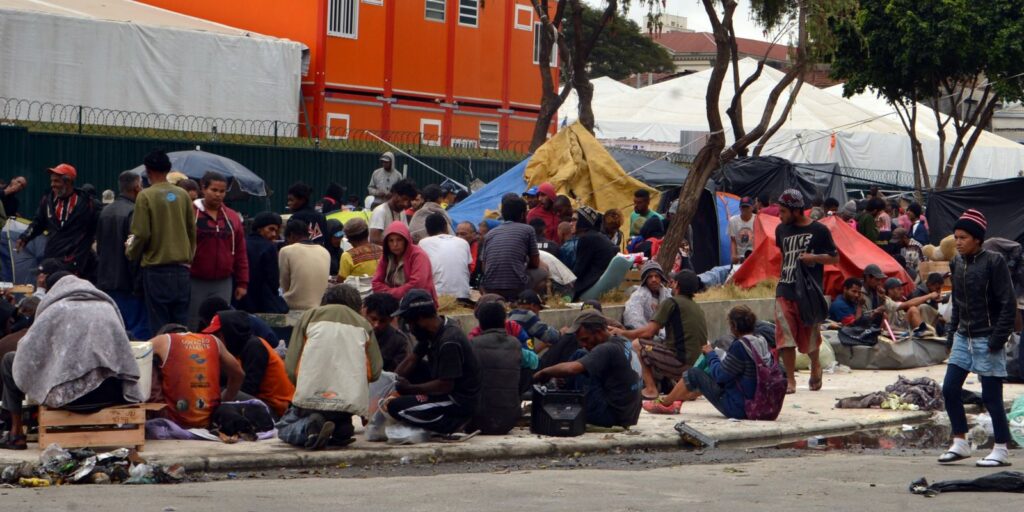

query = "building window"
[[514, 5, 533, 30], [425, 0, 445, 22], [363, 0, 383, 5], [479, 122, 499, 149], [532, 22, 557, 65], [328, 0, 358, 38], [420, 119, 442, 146], [327, 113, 350, 139], [458, 0, 479, 27]]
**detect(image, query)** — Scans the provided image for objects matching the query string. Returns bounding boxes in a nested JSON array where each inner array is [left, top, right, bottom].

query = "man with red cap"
[[526, 182, 561, 242], [16, 163, 99, 280]]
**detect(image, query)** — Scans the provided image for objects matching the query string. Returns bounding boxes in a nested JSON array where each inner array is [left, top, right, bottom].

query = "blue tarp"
[[447, 158, 529, 226], [715, 193, 740, 267]]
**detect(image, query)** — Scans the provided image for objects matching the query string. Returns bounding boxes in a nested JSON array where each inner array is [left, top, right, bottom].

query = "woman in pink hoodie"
[[371, 221, 438, 305]]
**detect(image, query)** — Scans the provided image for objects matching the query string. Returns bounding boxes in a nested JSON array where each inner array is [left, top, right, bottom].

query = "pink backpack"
[[738, 336, 787, 421]]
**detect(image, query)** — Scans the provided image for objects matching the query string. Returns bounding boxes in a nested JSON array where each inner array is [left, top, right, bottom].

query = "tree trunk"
[[952, 97, 998, 187], [568, 0, 617, 134], [528, 0, 570, 152]]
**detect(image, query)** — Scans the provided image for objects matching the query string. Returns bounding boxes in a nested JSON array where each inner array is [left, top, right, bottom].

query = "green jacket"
[[856, 212, 880, 244], [126, 182, 196, 267], [284, 304, 383, 384]]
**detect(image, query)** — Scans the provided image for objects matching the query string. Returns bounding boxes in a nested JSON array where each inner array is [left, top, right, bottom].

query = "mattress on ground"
[[825, 330, 948, 370]]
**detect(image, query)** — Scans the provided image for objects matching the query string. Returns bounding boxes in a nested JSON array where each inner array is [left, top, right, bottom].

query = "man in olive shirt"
[[126, 150, 197, 335], [611, 270, 707, 399]]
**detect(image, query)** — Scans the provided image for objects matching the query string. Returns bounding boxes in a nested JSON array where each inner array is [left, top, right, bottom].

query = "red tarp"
[[732, 215, 913, 297]]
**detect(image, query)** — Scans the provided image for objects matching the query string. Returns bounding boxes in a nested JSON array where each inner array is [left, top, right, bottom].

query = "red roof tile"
[[651, 31, 790, 62]]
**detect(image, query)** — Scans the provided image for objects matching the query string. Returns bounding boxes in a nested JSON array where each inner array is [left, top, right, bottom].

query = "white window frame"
[[458, 0, 479, 27], [514, 4, 533, 31], [479, 121, 499, 150], [420, 119, 443, 146], [532, 22, 557, 65], [363, 0, 383, 5], [326, 113, 351, 140], [425, 0, 446, 22], [328, 0, 359, 39]]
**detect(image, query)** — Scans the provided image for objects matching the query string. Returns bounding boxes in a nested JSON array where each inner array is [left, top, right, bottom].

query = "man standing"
[[368, 152, 400, 208], [525, 182, 561, 242], [126, 150, 196, 334], [857, 197, 884, 245], [419, 213, 472, 300], [408, 184, 452, 243], [774, 189, 838, 394], [728, 196, 756, 263], [369, 179, 418, 245], [907, 203, 929, 246], [628, 189, 663, 237], [479, 194, 545, 301], [97, 171, 149, 340], [17, 164, 98, 279], [188, 172, 248, 330]]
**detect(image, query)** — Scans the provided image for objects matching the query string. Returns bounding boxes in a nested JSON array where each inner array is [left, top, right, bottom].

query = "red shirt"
[[526, 206, 561, 241]]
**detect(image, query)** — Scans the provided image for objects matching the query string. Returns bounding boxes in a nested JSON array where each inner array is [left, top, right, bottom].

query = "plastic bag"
[[384, 424, 429, 445], [1009, 395, 1024, 446]]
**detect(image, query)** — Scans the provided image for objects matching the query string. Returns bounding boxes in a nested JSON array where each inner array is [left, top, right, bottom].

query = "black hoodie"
[[218, 310, 269, 397]]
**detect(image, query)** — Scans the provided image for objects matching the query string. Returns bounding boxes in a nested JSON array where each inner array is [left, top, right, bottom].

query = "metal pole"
[[77, 106, 83, 134], [274, 121, 278, 146], [363, 130, 468, 191]]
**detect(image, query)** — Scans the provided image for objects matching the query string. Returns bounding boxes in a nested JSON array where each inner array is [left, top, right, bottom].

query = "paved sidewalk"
[[3, 365, 1019, 472]]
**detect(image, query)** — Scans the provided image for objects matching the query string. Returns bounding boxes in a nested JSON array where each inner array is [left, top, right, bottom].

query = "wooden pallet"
[[38, 404, 163, 452]]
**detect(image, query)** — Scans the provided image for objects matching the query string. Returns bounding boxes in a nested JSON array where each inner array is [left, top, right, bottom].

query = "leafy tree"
[[830, 0, 1024, 191], [564, 5, 675, 81]]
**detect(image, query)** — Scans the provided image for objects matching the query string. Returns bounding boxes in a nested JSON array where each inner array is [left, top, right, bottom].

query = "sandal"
[[642, 398, 681, 415], [976, 457, 1012, 468], [1, 433, 27, 451], [938, 451, 970, 464]]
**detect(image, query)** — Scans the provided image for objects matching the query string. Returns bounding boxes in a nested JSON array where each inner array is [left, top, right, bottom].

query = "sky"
[[586, 0, 772, 42]]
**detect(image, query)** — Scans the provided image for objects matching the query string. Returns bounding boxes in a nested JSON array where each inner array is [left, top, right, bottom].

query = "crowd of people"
[[0, 151, 1015, 468]]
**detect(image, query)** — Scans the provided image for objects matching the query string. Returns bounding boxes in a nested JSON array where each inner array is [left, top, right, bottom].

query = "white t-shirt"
[[728, 214, 756, 258], [419, 234, 472, 299], [369, 202, 408, 232]]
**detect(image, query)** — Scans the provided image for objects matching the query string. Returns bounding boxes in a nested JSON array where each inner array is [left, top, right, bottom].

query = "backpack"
[[737, 336, 787, 421]]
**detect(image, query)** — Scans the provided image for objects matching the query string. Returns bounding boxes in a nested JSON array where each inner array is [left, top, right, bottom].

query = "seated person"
[[280, 284, 382, 450], [279, 219, 331, 311], [911, 272, 948, 334], [468, 302, 524, 434], [1, 272, 144, 450], [339, 218, 382, 280], [828, 277, 868, 326], [361, 293, 412, 372], [532, 310, 642, 428], [198, 297, 280, 350], [882, 277, 940, 336], [149, 324, 244, 429], [385, 289, 481, 435], [204, 311, 295, 418], [622, 260, 672, 330], [571, 206, 619, 301], [645, 306, 777, 419], [508, 290, 559, 352], [467, 294, 531, 349], [611, 270, 707, 400], [371, 221, 438, 304]]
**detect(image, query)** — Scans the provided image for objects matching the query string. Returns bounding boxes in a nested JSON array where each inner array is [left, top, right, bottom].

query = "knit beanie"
[[953, 209, 987, 241], [575, 205, 601, 231]]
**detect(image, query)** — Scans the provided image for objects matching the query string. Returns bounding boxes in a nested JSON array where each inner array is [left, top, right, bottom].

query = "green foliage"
[[563, 2, 675, 80]]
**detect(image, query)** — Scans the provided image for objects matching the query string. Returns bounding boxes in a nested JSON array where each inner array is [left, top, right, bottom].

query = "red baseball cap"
[[201, 314, 222, 334], [48, 163, 77, 180], [538, 182, 556, 200]]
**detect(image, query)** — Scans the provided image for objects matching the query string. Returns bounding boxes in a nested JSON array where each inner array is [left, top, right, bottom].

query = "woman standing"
[[939, 209, 1016, 467], [188, 172, 248, 329]]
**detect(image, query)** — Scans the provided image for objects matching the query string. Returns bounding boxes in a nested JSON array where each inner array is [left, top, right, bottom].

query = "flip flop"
[[976, 458, 1012, 468], [1, 433, 27, 451], [308, 421, 335, 451], [938, 451, 970, 464]]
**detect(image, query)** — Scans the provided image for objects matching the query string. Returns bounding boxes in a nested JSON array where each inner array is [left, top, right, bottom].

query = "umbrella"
[[128, 150, 269, 200]]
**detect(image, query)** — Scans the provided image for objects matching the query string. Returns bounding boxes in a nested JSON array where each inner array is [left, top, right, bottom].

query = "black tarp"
[[656, 186, 721, 273], [608, 149, 691, 188], [926, 177, 1024, 245], [715, 156, 847, 203]]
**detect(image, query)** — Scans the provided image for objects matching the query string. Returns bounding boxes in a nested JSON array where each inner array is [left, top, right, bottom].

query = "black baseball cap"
[[884, 277, 906, 290], [392, 289, 436, 318], [864, 264, 886, 279]]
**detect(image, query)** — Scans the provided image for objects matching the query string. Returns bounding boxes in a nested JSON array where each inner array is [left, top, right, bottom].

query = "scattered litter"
[[0, 443, 186, 487], [835, 376, 941, 411], [399, 456, 412, 465], [902, 424, 916, 431], [723, 467, 745, 474]]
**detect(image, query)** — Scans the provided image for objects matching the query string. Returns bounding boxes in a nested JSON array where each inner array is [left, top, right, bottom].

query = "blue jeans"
[[108, 290, 152, 341], [684, 368, 746, 420], [276, 407, 354, 447], [143, 265, 191, 335]]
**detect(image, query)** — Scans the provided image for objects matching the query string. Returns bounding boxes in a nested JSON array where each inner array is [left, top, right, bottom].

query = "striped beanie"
[[953, 209, 987, 241]]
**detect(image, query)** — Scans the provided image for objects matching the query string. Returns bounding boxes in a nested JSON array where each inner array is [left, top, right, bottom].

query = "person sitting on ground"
[[279, 219, 331, 311], [1, 273, 144, 449], [467, 294, 532, 352], [629, 189, 663, 237], [623, 260, 673, 330], [320, 182, 346, 215], [455, 221, 481, 274], [419, 212, 472, 300], [361, 293, 412, 372], [911, 272, 948, 335], [629, 215, 666, 259], [479, 194, 546, 301], [204, 311, 295, 418], [554, 195, 574, 224], [509, 290, 559, 353], [325, 219, 343, 276], [525, 182, 561, 242], [371, 221, 438, 304], [611, 270, 708, 400], [236, 212, 288, 314], [468, 301, 524, 435], [557, 221, 578, 268], [148, 324, 243, 429], [809, 197, 826, 221], [882, 278, 940, 336], [571, 206, 619, 301], [644, 306, 777, 419], [338, 218, 381, 281], [281, 284, 383, 450], [862, 264, 887, 311], [369, 179, 418, 245], [408, 184, 452, 243], [197, 296, 279, 352], [891, 228, 925, 279], [532, 310, 642, 428], [602, 208, 625, 251], [823, 197, 840, 216], [31, 258, 65, 300], [286, 182, 329, 246], [530, 218, 561, 258], [829, 278, 869, 326], [385, 289, 481, 435]]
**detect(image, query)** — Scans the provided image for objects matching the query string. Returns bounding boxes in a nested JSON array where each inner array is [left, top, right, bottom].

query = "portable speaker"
[[530, 384, 586, 437]]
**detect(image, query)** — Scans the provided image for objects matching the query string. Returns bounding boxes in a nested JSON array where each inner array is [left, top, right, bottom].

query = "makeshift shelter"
[[716, 156, 847, 204], [447, 159, 529, 227], [607, 149, 690, 188], [732, 215, 912, 297], [926, 177, 1024, 246]]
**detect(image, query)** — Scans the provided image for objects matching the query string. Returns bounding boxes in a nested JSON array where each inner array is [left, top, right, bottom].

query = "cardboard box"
[[918, 260, 951, 287]]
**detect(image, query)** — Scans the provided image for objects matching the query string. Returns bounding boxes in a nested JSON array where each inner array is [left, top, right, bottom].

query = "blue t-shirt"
[[828, 295, 859, 324]]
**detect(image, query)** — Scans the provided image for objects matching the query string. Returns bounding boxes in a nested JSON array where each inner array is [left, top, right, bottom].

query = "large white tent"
[[560, 59, 1024, 181]]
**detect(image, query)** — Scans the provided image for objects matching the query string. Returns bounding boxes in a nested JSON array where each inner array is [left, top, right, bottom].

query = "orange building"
[[140, 0, 555, 150]]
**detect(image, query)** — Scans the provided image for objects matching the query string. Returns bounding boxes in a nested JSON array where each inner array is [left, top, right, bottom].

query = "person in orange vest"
[[150, 325, 244, 429], [203, 311, 295, 419]]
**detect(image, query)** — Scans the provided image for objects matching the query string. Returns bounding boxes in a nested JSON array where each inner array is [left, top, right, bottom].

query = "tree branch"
[[753, 76, 803, 155]]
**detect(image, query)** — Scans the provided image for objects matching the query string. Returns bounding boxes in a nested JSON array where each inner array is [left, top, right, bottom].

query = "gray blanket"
[[13, 275, 141, 407]]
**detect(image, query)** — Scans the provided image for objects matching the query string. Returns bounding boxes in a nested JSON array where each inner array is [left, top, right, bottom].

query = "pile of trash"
[[835, 375, 944, 411], [0, 444, 185, 487]]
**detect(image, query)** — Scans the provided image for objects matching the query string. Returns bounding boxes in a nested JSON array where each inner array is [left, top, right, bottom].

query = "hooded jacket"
[[371, 221, 438, 304], [236, 233, 288, 314], [20, 188, 98, 276], [218, 310, 294, 416], [191, 199, 249, 287]]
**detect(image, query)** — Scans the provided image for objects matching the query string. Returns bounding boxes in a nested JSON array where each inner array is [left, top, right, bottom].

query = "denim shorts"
[[948, 332, 1007, 378]]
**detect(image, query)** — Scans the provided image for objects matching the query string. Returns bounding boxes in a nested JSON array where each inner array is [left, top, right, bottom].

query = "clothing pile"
[[910, 472, 1024, 497], [0, 443, 185, 486], [835, 376, 943, 411]]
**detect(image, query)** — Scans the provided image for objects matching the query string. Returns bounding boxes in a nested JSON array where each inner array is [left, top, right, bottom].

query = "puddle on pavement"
[[779, 421, 1022, 452]]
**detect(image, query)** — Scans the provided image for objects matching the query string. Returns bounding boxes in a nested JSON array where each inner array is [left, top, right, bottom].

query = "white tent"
[[0, 0, 305, 131], [558, 76, 635, 127], [560, 58, 1024, 181]]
